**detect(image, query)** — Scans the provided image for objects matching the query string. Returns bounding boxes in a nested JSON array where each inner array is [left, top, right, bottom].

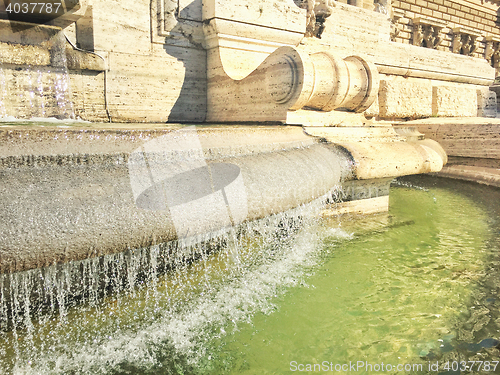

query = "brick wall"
[[392, 0, 500, 60]]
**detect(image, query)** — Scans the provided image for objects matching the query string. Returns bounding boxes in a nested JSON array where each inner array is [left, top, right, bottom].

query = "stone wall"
[[309, 3, 493, 83], [69, 0, 207, 123], [2, 0, 499, 123], [67, 0, 498, 122], [300, 2, 495, 120], [392, 0, 499, 62], [371, 76, 494, 119]]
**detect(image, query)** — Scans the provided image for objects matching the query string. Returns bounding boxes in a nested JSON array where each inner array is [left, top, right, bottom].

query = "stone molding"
[[154, 0, 178, 37]]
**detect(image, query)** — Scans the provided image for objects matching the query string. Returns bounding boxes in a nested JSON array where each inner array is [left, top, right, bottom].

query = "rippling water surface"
[[2, 175, 500, 374]]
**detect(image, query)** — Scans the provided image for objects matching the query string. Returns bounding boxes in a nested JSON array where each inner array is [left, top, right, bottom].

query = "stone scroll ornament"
[[205, 46, 380, 122], [203, 0, 380, 123], [300, 0, 336, 39]]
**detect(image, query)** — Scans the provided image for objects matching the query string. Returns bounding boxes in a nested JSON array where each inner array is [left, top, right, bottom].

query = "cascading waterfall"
[[2, 172, 500, 375], [0, 190, 346, 374], [0, 31, 74, 120]]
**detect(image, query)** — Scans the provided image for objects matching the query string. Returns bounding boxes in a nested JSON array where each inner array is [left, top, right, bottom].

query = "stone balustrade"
[[412, 17, 446, 49], [452, 27, 481, 56]]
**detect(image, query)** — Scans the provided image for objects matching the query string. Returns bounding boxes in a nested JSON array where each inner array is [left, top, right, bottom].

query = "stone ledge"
[[323, 196, 389, 216], [0, 124, 352, 273], [0, 124, 317, 159], [0, 123, 448, 273], [434, 165, 500, 188], [304, 126, 447, 179]]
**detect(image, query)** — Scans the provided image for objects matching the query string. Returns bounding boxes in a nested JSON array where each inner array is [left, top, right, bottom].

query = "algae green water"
[[190, 176, 500, 375], [2, 176, 500, 374]]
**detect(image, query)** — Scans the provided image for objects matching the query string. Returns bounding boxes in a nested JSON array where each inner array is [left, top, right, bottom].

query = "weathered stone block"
[[92, 0, 151, 56], [408, 118, 500, 159], [70, 70, 108, 122], [364, 93, 380, 118], [432, 85, 477, 117], [378, 78, 433, 119], [477, 89, 497, 118], [106, 46, 207, 123]]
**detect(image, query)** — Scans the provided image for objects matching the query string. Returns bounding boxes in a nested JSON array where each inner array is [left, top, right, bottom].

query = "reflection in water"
[[1, 176, 500, 374]]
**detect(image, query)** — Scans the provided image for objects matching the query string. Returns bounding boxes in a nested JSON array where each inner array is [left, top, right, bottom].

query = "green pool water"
[[2, 176, 500, 374], [188, 176, 500, 375]]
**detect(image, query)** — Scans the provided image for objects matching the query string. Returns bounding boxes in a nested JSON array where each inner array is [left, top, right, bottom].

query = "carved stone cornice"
[[412, 17, 445, 49], [452, 27, 481, 56]]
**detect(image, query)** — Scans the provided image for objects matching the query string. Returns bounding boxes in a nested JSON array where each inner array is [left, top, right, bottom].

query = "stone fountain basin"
[[0, 123, 446, 274]]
